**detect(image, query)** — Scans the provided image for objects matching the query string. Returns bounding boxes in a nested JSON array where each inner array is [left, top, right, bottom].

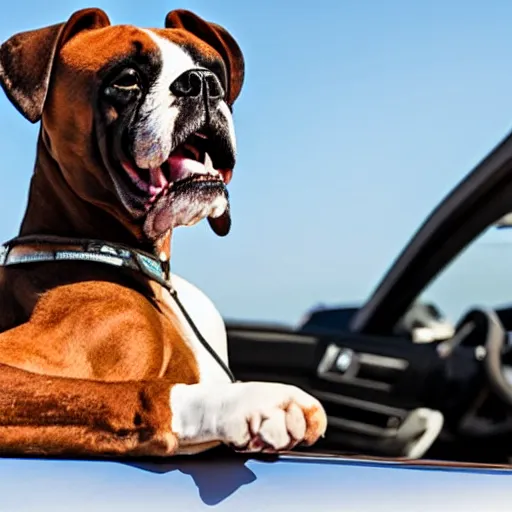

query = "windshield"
[[418, 225, 512, 326]]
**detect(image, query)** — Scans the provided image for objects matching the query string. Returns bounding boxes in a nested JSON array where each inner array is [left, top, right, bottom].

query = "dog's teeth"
[[203, 153, 218, 176]]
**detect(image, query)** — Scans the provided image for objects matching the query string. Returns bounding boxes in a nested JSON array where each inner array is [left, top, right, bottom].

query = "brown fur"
[[0, 8, 244, 457]]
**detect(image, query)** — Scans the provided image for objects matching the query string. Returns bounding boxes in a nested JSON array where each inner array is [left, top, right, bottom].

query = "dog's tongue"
[[168, 152, 218, 182], [149, 153, 218, 196]]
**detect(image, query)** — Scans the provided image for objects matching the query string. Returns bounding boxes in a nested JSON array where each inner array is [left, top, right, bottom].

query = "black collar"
[[1, 235, 173, 288]]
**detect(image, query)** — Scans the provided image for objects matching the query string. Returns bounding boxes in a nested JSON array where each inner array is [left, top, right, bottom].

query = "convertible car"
[[4, 130, 512, 509]]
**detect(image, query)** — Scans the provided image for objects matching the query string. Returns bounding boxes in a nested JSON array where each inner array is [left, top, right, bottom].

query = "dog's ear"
[[0, 8, 110, 123], [165, 9, 245, 105]]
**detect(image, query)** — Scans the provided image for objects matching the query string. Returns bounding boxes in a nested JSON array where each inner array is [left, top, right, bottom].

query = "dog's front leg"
[[171, 381, 327, 453], [0, 364, 326, 456]]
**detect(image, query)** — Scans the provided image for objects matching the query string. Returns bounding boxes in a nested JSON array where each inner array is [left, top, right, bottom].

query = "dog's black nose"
[[170, 70, 224, 100]]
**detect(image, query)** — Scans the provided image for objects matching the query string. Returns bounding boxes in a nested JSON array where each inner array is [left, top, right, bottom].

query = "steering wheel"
[[440, 307, 512, 438]]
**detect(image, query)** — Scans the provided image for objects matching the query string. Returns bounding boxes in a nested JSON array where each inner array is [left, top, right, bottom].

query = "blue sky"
[[2, 0, 512, 325]]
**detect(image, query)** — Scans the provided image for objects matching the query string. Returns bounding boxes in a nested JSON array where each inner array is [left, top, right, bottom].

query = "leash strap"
[[168, 290, 235, 382], [0, 235, 235, 383]]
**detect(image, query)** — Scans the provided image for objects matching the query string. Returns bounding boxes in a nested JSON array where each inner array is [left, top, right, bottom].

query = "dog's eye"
[[111, 68, 141, 91]]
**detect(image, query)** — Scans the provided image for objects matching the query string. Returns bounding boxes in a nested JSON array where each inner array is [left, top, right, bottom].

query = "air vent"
[[317, 343, 409, 391], [312, 389, 408, 435]]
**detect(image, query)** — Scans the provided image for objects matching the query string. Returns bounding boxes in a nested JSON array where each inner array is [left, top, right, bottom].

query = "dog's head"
[[0, 8, 244, 241]]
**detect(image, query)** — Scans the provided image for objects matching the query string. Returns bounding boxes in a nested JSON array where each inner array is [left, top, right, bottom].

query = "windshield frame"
[[351, 129, 512, 336]]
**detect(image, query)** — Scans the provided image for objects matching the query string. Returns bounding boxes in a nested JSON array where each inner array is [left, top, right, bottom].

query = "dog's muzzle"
[[103, 65, 236, 241]]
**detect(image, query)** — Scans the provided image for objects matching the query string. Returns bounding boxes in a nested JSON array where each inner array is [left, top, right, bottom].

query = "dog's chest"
[[156, 274, 231, 383]]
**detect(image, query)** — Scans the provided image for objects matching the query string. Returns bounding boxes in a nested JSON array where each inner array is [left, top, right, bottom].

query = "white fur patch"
[[164, 273, 230, 382], [133, 30, 197, 169]]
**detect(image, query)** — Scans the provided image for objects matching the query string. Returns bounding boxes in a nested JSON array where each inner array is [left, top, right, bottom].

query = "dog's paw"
[[220, 382, 327, 453], [170, 381, 327, 454]]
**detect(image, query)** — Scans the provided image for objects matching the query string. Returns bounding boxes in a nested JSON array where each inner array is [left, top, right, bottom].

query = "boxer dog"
[[0, 8, 327, 457]]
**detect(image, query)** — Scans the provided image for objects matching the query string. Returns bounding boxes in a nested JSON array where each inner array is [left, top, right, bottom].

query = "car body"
[[2, 450, 512, 511], [5, 129, 512, 508]]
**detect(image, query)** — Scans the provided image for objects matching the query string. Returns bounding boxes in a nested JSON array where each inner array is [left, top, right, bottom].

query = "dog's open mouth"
[[112, 127, 235, 239], [120, 131, 233, 209]]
